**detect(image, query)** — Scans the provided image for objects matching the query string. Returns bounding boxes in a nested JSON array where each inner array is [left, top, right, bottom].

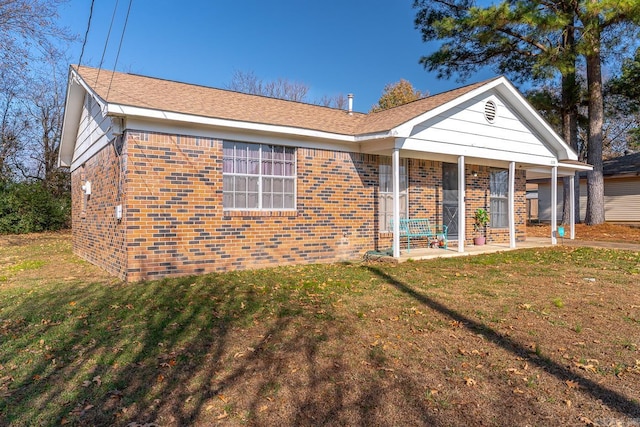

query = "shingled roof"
[[602, 152, 640, 176], [73, 65, 494, 137]]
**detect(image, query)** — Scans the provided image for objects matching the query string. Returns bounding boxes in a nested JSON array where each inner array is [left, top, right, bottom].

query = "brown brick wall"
[[71, 142, 127, 279], [124, 131, 379, 281], [72, 130, 529, 282]]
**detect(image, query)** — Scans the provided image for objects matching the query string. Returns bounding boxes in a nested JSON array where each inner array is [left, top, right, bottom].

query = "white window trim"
[[379, 157, 408, 232], [223, 141, 297, 211], [490, 169, 509, 229]]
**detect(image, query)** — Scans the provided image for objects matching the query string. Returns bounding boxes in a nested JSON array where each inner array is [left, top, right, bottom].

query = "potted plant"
[[473, 208, 489, 245]]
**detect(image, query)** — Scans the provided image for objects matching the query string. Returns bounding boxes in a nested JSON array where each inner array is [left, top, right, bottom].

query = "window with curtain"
[[223, 141, 296, 210], [490, 169, 509, 228], [379, 156, 408, 232]]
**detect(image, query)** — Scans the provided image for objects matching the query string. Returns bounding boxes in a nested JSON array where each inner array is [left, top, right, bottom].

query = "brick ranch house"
[[58, 65, 590, 282]]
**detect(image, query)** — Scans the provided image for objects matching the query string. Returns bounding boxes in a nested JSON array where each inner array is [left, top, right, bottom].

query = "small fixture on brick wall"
[[81, 181, 92, 195], [472, 171, 478, 177]]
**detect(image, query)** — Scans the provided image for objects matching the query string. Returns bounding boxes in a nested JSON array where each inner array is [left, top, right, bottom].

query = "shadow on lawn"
[[5, 259, 638, 425], [366, 266, 640, 420], [1, 269, 437, 426]]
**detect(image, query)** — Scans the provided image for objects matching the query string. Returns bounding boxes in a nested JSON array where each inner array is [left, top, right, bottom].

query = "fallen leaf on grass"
[[565, 380, 579, 389], [217, 394, 228, 403], [216, 410, 228, 420], [564, 399, 572, 407], [574, 362, 596, 373], [159, 360, 176, 368], [464, 377, 476, 386], [578, 415, 594, 425], [513, 388, 525, 394], [92, 375, 101, 386]]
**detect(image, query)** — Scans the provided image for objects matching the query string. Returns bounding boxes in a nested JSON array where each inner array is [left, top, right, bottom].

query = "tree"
[[0, 71, 27, 181], [575, 1, 640, 224], [0, 0, 71, 81], [413, 0, 640, 225], [1, 0, 71, 183], [609, 47, 640, 153], [370, 79, 426, 112], [14, 60, 68, 195]]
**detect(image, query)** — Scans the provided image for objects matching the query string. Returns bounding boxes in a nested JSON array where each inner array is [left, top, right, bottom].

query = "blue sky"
[[58, 0, 496, 112]]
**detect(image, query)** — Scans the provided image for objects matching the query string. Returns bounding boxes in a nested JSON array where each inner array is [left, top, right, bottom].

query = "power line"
[[96, 0, 121, 84], [78, 0, 95, 66], [106, 0, 133, 99]]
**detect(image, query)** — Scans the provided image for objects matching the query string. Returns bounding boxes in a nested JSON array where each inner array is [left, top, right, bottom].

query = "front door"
[[443, 163, 459, 240]]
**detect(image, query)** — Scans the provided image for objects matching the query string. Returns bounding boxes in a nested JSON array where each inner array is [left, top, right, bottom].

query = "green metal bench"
[[391, 218, 448, 252]]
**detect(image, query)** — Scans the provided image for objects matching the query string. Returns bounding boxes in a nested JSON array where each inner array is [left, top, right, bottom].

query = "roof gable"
[[388, 77, 577, 162]]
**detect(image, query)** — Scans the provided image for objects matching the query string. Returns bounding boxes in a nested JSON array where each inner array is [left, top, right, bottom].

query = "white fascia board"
[[108, 104, 356, 144], [59, 68, 111, 168], [58, 70, 86, 167], [399, 137, 558, 167], [526, 162, 592, 178]]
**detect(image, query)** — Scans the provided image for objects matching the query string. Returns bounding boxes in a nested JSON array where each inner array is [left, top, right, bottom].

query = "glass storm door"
[[443, 163, 459, 239]]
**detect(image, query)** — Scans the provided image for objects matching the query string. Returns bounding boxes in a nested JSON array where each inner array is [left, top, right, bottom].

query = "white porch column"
[[569, 174, 575, 240], [458, 156, 465, 253], [392, 148, 401, 258], [551, 166, 558, 245], [508, 161, 516, 248]]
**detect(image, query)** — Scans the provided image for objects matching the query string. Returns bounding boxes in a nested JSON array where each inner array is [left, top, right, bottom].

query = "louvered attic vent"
[[484, 100, 497, 123]]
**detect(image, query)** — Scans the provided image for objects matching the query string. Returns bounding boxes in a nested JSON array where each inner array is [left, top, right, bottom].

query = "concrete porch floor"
[[392, 237, 555, 262]]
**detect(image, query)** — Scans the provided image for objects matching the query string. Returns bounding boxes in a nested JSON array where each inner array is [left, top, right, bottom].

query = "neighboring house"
[[58, 65, 590, 282], [537, 152, 640, 223]]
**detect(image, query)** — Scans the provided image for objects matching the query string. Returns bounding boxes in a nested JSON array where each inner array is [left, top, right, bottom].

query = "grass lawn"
[[0, 231, 639, 426]]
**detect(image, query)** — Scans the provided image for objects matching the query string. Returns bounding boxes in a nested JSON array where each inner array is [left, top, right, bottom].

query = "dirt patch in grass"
[[527, 222, 640, 244], [1, 232, 639, 426]]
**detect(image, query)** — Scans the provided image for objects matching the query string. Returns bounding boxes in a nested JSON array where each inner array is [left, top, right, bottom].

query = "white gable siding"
[[403, 93, 557, 165], [70, 93, 114, 171]]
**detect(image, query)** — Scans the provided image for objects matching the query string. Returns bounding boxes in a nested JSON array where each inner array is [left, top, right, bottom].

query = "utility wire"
[[106, 0, 133, 99], [78, 0, 96, 66], [96, 0, 121, 84]]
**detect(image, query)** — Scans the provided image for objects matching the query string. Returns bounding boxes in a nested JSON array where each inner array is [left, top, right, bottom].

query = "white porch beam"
[[509, 161, 516, 248], [569, 174, 575, 240], [392, 148, 401, 258], [458, 156, 465, 253], [551, 166, 558, 245]]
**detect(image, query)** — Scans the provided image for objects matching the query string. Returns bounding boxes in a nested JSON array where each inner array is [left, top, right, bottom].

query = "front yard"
[[0, 231, 638, 426]]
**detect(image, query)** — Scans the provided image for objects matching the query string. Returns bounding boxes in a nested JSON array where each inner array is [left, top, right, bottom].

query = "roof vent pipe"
[[348, 93, 353, 115]]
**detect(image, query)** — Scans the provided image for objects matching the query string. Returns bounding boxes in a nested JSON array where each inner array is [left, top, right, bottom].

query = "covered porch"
[[358, 76, 592, 260], [376, 149, 591, 258]]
